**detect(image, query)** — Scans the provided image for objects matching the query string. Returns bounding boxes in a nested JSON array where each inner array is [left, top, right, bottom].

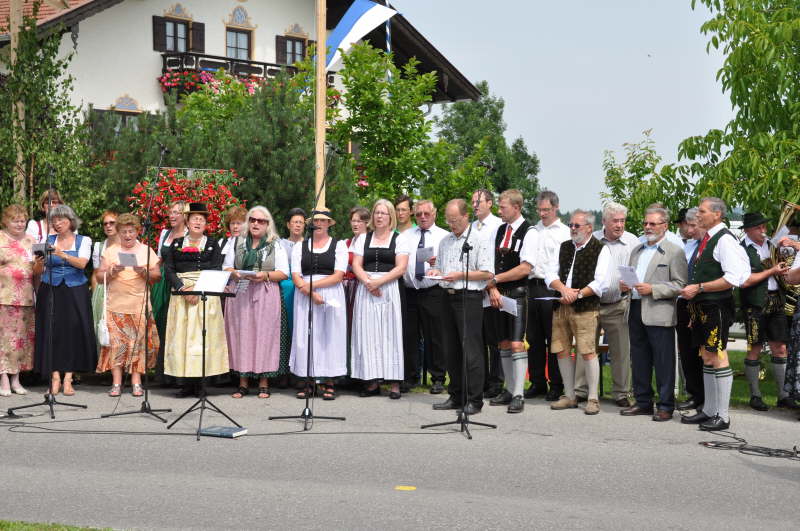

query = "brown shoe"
[[620, 404, 654, 416], [615, 397, 632, 407], [652, 410, 673, 422], [584, 399, 600, 415], [550, 396, 578, 410]]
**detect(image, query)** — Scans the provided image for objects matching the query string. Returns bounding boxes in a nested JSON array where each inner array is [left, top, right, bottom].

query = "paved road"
[[1, 384, 798, 530]]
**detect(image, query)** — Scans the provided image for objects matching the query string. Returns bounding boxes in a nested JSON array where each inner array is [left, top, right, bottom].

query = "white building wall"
[[64, 0, 319, 112]]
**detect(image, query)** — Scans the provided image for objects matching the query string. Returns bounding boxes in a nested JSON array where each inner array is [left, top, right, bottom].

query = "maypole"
[[314, 0, 327, 211]]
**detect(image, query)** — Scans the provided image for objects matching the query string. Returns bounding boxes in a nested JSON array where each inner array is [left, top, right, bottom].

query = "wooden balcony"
[[161, 52, 297, 79]]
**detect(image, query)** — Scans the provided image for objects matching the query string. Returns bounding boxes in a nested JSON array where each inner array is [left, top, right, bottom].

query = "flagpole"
[[315, 0, 327, 211]]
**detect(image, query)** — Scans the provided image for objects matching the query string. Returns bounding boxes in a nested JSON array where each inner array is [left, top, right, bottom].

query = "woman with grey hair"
[[34, 204, 97, 396], [223, 206, 290, 398]]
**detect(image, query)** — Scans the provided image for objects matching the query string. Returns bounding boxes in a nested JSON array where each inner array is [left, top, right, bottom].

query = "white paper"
[[618, 265, 640, 287], [772, 225, 790, 247], [193, 270, 231, 293], [425, 275, 446, 280], [416, 246, 434, 262], [117, 252, 138, 267], [32, 243, 49, 255], [499, 295, 518, 316], [534, 296, 561, 301], [482, 291, 491, 308], [236, 270, 257, 277]]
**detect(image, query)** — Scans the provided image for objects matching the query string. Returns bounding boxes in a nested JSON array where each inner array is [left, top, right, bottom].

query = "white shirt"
[[684, 237, 699, 263], [471, 213, 502, 244], [290, 238, 349, 277], [702, 222, 751, 287], [594, 229, 640, 303], [532, 219, 571, 279], [743, 235, 777, 291], [545, 236, 612, 297], [435, 228, 494, 290], [351, 231, 411, 257], [50, 233, 92, 259], [631, 240, 662, 300], [222, 238, 290, 276], [402, 224, 449, 289]]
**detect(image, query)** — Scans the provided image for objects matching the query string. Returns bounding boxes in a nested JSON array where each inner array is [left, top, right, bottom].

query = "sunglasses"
[[643, 221, 666, 227], [568, 223, 585, 229], [249, 217, 268, 225]]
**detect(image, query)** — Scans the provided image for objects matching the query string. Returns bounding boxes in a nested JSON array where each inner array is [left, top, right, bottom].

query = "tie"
[[696, 233, 710, 259], [501, 225, 512, 248], [415, 229, 427, 280]]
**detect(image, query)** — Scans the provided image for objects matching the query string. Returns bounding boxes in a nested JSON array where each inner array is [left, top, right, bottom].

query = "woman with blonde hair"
[[224, 206, 290, 398]]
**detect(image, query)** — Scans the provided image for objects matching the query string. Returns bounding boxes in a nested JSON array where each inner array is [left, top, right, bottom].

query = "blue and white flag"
[[326, 0, 397, 70]]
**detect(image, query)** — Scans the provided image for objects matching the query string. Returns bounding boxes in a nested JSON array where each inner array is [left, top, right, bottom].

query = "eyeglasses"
[[374, 211, 390, 217], [248, 217, 268, 225], [102, 221, 116, 226], [643, 221, 666, 227], [416, 211, 433, 217], [568, 223, 585, 229]]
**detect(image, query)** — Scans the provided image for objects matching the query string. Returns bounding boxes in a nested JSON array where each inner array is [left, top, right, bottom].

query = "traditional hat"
[[741, 212, 769, 229], [186, 202, 210, 217], [307, 209, 336, 226], [673, 207, 689, 224]]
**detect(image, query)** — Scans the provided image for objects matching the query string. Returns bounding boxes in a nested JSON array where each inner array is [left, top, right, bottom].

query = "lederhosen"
[[688, 229, 736, 353], [740, 241, 788, 349], [491, 221, 531, 342]]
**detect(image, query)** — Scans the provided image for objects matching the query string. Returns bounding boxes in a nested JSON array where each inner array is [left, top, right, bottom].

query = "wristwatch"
[[699, 283, 705, 293], [577, 290, 584, 300]]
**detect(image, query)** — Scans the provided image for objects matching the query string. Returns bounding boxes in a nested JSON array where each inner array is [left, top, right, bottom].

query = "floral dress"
[[0, 231, 36, 374]]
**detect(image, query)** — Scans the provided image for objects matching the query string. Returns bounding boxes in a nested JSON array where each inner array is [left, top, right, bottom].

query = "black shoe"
[[524, 385, 547, 399], [777, 397, 800, 409], [681, 411, 710, 424], [433, 397, 460, 410], [175, 385, 194, 398], [507, 395, 524, 413], [490, 390, 512, 405], [545, 387, 562, 401], [749, 396, 769, 411], [430, 381, 445, 395], [699, 415, 730, 431], [677, 398, 700, 410], [483, 385, 502, 399], [460, 403, 482, 415], [399, 382, 411, 393], [359, 385, 381, 397]]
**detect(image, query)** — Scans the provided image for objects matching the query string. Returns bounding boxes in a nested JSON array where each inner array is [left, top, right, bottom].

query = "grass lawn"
[[0, 522, 109, 531]]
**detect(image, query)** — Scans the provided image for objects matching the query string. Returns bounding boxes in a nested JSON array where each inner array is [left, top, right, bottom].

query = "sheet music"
[[416, 246, 434, 262], [499, 295, 518, 316], [117, 252, 138, 267], [618, 265, 640, 287], [193, 270, 231, 293], [772, 225, 790, 247]]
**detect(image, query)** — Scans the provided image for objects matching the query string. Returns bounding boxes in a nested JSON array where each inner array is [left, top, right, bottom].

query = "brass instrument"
[[772, 200, 800, 316]]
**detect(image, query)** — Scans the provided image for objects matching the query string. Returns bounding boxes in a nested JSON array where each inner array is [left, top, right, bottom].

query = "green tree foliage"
[[679, 0, 800, 218], [434, 80, 541, 219], [602, 130, 692, 226]]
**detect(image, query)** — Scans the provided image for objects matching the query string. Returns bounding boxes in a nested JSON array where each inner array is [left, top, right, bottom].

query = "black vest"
[[362, 232, 398, 273], [739, 240, 783, 309], [691, 228, 733, 302], [494, 220, 531, 290], [301, 238, 339, 276], [558, 237, 604, 312]]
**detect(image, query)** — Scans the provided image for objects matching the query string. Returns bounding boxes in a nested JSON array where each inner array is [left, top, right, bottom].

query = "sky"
[[391, 0, 733, 211]]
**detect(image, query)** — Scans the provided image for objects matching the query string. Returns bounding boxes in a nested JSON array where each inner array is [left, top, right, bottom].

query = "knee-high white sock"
[[557, 356, 576, 399], [743, 358, 761, 397], [511, 351, 528, 397], [584, 356, 600, 401], [772, 356, 789, 399], [500, 349, 513, 393], [715, 366, 733, 422], [702, 365, 717, 416]]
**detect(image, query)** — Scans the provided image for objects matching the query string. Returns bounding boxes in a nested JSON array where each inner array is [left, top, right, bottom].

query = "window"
[[285, 37, 305, 65], [226, 29, 251, 60], [165, 19, 188, 52]]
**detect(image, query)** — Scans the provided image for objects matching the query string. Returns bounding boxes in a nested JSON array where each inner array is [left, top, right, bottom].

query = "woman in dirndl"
[[289, 210, 348, 400], [90, 210, 119, 350], [94, 214, 160, 396], [223, 206, 290, 399], [350, 200, 409, 399], [163, 203, 228, 397]]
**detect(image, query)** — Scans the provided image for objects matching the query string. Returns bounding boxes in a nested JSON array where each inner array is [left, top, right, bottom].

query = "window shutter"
[[189, 22, 205, 53], [275, 35, 287, 64], [152, 16, 167, 52]]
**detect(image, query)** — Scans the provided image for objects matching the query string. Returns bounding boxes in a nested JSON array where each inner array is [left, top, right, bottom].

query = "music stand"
[[166, 289, 239, 440]]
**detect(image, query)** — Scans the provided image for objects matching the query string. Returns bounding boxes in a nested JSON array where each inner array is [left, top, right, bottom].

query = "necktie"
[[696, 233, 710, 259], [501, 225, 512, 248], [415, 229, 427, 280]]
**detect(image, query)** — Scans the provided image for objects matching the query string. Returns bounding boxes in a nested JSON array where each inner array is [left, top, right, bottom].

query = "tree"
[[679, 0, 800, 219], [434, 80, 541, 218], [602, 130, 693, 226]]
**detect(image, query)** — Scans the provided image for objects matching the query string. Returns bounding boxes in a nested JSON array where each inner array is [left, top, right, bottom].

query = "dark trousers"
[[402, 286, 446, 384], [482, 308, 503, 389], [629, 300, 676, 411], [527, 279, 563, 391], [442, 290, 485, 407], [676, 298, 704, 404]]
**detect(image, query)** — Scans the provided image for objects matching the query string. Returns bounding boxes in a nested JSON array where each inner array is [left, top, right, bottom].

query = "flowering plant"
[[158, 70, 215, 93], [128, 168, 244, 247]]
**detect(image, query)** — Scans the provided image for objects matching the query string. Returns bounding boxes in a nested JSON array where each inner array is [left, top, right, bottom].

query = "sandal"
[[296, 385, 314, 399], [322, 385, 336, 401], [108, 384, 122, 397], [257, 387, 271, 399], [131, 384, 144, 397], [232, 386, 249, 399], [50, 376, 61, 395]]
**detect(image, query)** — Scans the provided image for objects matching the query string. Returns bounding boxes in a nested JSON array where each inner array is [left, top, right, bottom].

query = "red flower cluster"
[[157, 70, 215, 93], [128, 167, 245, 247]]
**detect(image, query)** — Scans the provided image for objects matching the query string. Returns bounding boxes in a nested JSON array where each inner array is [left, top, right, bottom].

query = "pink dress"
[[0, 230, 35, 374]]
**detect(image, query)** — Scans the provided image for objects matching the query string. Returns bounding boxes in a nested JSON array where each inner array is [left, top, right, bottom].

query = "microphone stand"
[[102, 144, 172, 422], [421, 216, 496, 439], [269, 150, 345, 430], [8, 169, 87, 419]]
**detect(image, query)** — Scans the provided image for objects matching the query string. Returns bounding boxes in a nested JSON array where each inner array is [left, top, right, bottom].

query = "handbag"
[[96, 272, 111, 347]]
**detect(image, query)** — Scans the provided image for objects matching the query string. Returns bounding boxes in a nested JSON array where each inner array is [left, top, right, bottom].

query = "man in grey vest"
[[679, 197, 750, 430]]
